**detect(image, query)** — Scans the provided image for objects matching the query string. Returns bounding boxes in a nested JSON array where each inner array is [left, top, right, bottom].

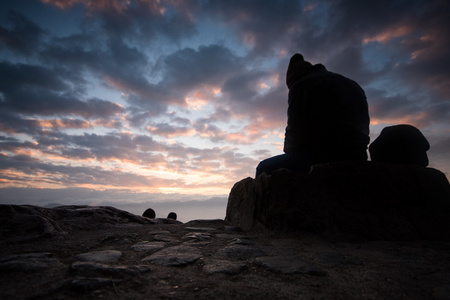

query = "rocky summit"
[[1, 161, 450, 299], [226, 161, 450, 241]]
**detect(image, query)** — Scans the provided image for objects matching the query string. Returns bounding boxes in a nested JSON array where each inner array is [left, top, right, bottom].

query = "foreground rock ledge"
[[226, 161, 450, 241], [1, 205, 450, 299]]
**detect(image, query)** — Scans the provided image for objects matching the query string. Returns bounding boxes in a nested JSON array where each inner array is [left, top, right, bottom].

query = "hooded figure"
[[256, 53, 370, 177]]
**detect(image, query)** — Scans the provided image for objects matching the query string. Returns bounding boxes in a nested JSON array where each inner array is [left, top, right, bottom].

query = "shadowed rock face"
[[226, 161, 450, 241], [0, 205, 157, 242]]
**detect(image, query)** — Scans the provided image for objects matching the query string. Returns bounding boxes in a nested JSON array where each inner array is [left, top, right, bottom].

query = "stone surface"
[[203, 259, 247, 275], [75, 250, 123, 263], [71, 261, 150, 277], [255, 256, 326, 276], [131, 241, 166, 252], [226, 161, 450, 241], [141, 245, 203, 266], [1, 204, 450, 299]]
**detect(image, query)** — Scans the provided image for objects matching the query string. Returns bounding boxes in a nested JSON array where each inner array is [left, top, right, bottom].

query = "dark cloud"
[[201, 0, 302, 56], [163, 45, 241, 91], [0, 62, 123, 118], [0, 9, 47, 55]]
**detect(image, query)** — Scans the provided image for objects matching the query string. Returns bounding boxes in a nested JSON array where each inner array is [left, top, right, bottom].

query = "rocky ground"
[[1, 205, 450, 299]]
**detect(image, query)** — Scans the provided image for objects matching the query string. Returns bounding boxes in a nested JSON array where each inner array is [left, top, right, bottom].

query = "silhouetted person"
[[167, 212, 177, 220], [369, 124, 430, 167], [142, 208, 156, 218], [256, 53, 370, 177]]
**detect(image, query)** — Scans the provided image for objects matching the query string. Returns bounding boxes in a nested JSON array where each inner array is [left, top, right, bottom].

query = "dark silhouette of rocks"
[[0, 205, 153, 242], [1, 204, 450, 299], [142, 208, 156, 218], [369, 124, 430, 167], [226, 161, 450, 241], [167, 212, 177, 220]]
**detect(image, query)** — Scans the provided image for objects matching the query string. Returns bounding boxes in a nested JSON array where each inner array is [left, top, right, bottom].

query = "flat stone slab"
[[131, 241, 166, 252], [0, 252, 61, 272], [141, 245, 202, 266], [217, 244, 266, 260], [75, 250, 122, 263], [203, 259, 247, 275], [71, 261, 150, 277], [153, 234, 179, 243], [182, 232, 211, 241]]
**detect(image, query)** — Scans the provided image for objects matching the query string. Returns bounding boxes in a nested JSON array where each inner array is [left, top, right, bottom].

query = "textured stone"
[[255, 256, 326, 276], [71, 261, 150, 277], [203, 259, 247, 275], [142, 245, 202, 266], [217, 244, 265, 260], [153, 234, 179, 243], [182, 232, 211, 241], [70, 276, 118, 292], [226, 161, 450, 241], [75, 250, 122, 263], [0, 205, 154, 242], [0, 208, 449, 299], [0, 252, 61, 272], [131, 241, 166, 252]]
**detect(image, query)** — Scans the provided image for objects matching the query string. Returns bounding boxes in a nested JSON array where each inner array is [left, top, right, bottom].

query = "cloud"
[[0, 62, 124, 118], [0, 9, 47, 55]]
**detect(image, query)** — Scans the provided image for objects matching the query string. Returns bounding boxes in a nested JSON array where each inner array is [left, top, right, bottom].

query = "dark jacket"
[[283, 64, 370, 163]]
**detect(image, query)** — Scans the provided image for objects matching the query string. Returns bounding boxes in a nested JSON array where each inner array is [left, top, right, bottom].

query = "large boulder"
[[225, 161, 450, 241]]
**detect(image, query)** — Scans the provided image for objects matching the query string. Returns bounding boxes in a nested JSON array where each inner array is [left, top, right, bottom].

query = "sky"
[[0, 0, 449, 212]]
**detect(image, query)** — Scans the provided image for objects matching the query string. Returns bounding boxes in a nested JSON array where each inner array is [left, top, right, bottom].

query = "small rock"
[[75, 250, 122, 263], [142, 208, 156, 218]]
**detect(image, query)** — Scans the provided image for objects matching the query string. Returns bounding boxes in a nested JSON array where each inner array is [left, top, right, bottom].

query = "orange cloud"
[[363, 25, 412, 44], [370, 111, 430, 128]]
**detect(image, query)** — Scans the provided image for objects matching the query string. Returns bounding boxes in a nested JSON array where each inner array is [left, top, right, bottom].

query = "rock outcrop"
[[1, 204, 450, 299], [226, 161, 450, 241]]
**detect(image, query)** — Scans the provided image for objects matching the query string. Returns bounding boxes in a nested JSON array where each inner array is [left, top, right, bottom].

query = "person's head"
[[286, 53, 313, 89], [369, 124, 430, 167]]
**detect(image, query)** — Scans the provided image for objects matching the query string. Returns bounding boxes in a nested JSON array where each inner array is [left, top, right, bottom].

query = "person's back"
[[284, 63, 370, 163], [256, 53, 370, 177]]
